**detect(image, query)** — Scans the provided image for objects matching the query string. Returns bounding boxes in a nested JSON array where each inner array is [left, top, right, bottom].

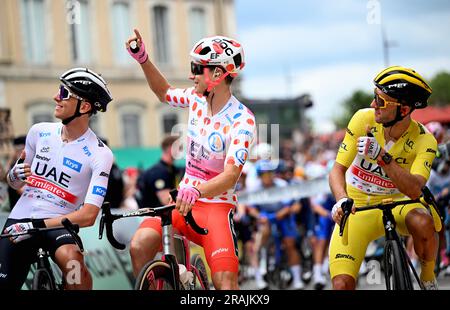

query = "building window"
[[70, 0, 91, 63], [189, 7, 206, 47], [121, 114, 141, 146], [111, 1, 132, 65], [27, 102, 55, 127], [163, 113, 178, 134], [118, 103, 145, 147], [21, 0, 47, 64], [152, 5, 170, 64]]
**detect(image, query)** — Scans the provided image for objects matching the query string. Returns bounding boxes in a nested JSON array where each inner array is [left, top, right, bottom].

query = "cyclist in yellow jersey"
[[328, 66, 440, 290]]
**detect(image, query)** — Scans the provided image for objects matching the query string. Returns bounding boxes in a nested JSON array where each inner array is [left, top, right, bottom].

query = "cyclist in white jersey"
[[0, 68, 113, 289], [126, 29, 256, 289]]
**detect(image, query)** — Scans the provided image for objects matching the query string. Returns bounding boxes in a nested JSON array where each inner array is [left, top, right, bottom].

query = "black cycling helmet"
[[373, 65, 432, 109], [59, 68, 112, 124], [373, 66, 432, 128]]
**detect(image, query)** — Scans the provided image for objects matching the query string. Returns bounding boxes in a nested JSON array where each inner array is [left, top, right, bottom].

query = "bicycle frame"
[[0, 218, 83, 290], [99, 189, 209, 290], [339, 186, 443, 290]]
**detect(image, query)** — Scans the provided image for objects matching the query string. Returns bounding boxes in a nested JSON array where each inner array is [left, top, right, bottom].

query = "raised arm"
[[126, 28, 170, 102]]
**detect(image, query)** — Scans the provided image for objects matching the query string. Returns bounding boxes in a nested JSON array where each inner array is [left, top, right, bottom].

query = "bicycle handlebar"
[[338, 186, 443, 237], [0, 218, 84, 253], [61, 218, 84, 253], [99, 189, 208, 250]]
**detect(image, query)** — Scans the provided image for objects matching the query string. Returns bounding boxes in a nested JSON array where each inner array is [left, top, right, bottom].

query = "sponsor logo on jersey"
[[351, 165, 395, 189], [35, 162, 71, 188], [97, 138, 104, 147], [190, 140, 211, 160], [93, 186, 107, 197], [426, 148, 436, 154], [82, 146, 92, 157], [395, 157, 409, 165], [403, 139, 414, 153], [359, 159, 387, 178], [40, 146, 50, 153], [339, 142, 349, 152], [424, 161, 432, 172], [238, 129, 253, 138], [35, 154, 50, 162], [63, 157, 82, 172], [208, 132, 225, 152], [39, 132, 51, 137], [225, 114, 233, 125], [99, 172, 109, 178], [190, 118, 198, 126], [27, 175, 77, 203], [235, 148, 248, 165]]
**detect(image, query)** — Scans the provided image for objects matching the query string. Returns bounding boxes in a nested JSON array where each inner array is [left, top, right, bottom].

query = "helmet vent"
[[199, 46, 211, 55]]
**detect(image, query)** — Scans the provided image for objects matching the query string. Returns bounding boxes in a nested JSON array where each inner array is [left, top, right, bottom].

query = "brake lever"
[[61, 218, 84, 253], [339, 198, 354, 237]]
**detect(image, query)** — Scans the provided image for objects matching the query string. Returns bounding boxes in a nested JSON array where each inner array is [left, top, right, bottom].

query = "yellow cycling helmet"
[[374, 66, 432, 109]]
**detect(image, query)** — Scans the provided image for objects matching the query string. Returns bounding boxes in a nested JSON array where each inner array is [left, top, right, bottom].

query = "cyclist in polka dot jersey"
[[126, 29, 256, 289]]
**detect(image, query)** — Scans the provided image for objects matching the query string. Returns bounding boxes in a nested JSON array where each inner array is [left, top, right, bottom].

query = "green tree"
[[334, 90, 373, 129], [429, 71, 450, 106]]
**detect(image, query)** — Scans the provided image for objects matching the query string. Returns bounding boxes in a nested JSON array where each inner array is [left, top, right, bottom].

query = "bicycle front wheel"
[[190, 254, 210, 290], [135, 260, 179, 290], [384, 240, 413, 290], [32, 269, 56, 290]]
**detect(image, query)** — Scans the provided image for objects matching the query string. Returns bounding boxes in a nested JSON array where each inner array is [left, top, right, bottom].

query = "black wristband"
[[32, 219, 46, 228], [193, 187, 202, 198]]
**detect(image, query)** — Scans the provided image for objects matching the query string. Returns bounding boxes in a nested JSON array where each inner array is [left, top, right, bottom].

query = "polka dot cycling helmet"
[[190, 36, 245, 78]]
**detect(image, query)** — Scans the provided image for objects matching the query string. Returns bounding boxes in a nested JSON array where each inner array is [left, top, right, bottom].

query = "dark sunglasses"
[[190, 62, 206, 75], [59, 85, 83, 101], [373, 91, 401, 109]]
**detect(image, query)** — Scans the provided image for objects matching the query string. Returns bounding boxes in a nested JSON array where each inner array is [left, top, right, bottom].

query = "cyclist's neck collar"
[[206, 89, 232, 117], [60, 121, 91, 143], [383, 115, 412, 141]]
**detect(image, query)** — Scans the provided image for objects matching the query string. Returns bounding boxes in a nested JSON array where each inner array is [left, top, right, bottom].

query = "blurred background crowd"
[[1, 0, 450, 289]]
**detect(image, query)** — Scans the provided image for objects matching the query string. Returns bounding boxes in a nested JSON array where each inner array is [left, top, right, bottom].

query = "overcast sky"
[[234, 0, 450, 133]]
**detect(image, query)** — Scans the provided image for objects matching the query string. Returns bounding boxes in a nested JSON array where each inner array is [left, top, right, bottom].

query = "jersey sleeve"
[[24, 123, 39, 166], [84, 148, 114, 208], [225, 114, 257, 170], [335, 109, 371, 168], [410, 134, 437, 180], [165, 87, 194, 108]]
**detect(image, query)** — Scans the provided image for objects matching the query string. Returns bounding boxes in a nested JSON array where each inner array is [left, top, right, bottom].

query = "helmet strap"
[[62, 99, 90, 125], [202, 67, 230, 97], [382, 105, 411, 128]]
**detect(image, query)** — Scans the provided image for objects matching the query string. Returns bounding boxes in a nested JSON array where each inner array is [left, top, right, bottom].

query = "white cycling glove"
[[357, 136, 381, 160], [331, 197, 353, 219], [5, 222, 34, 243], [7, 158, 30, 190]]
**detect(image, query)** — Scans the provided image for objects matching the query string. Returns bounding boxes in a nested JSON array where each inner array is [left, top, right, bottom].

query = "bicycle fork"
[[161, 223, 182, 290], [382, 210, 423, 289], [36, 248, 58, 288]]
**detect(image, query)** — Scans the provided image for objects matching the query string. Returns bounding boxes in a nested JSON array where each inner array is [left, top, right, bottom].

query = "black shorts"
[[0, 218, 77, 289]]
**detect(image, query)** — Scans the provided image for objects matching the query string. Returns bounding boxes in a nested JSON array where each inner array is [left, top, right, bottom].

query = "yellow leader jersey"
[[336, 108, 437, 206]]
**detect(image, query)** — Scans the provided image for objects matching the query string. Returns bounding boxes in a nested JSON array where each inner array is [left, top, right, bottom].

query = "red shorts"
[[139, 201, 239, 275]]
